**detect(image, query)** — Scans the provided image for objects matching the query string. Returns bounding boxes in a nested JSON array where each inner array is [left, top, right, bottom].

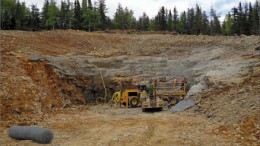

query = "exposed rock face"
[[28, 45, 259, 98], [1, 30, 259, 127]]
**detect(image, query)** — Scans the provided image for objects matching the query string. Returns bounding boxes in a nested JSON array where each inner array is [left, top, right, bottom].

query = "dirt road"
[[1, 105, 259, 146]]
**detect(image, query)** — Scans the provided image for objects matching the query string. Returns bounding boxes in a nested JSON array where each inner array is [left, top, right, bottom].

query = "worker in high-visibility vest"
[[181, 77, 187, 90], [173, 78, 178, 89]]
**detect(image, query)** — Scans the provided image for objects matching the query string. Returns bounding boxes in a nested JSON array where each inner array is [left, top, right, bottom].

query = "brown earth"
[[0, 30, 259, 145], [0, 106, 258, 146]]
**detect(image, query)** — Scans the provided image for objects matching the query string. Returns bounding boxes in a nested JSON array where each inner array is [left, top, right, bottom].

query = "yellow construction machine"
[[155, 80, 187, 108], [140, 83, 164, 112], [109, 78, 188, 111], [110, 84, 164, 111], [110, 88, 145, 108]]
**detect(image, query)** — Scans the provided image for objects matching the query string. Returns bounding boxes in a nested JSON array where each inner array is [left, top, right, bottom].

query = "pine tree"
[[1, 0, 16, 29], [41, 0, 50, 29], [248, 2, 254, 35], [88, 0, 93, 10], [98, 0, 107, 30], [46, 0, 59, 30], [243, 2, 250, 35], [82, 0, 91, 31], [82, 0, 87, 11], [92, 1, 101, 31], [14, 1, 28, 29], [143, 12, 149, 31], [124, 7, 135, 29], [187, 8, 195, 34], [137, 12, 149, 31], [130, 16, 137, 30], [231, 7, 239, 35], [113, 3, 124, 29], [158, 6, 167, 31], [178, 11, 187, 34], [210, 6, 221, 35], [29, 4, 41, 30], [238, 2, 244, 34], [65, 0, 73, 29], [60, 0, 67, 29], [202, 11, 209, 34], [194, 4, 203, 35], [173, 7, 178, 32], [73, 0, 82, 29], [2, 10, 13, 30], [223, 13, 233, 35], [167, 10, 173, 31], [252, 0, 260, 35], [105, 17, 112, 29], [148, 17, 157, 31]]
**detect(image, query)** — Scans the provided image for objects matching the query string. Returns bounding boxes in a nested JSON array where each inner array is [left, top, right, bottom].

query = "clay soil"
[[0, 30, 259, 145], [0, 106, 258, 146]]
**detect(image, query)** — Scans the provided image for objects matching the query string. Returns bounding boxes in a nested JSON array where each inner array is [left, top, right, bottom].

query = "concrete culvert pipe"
[[8, 125, 54, 144]]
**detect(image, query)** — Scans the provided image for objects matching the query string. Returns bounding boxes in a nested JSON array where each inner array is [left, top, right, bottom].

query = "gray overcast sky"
[[23, 0, 257, 21]]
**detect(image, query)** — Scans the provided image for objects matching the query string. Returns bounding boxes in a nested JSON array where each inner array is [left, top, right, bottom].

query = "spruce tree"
[[82, 0, 92, 31], [238, 2, 244, 34], [137, 12, 149, 31], [210, 6, 221, 35], [41, 0, 50, 29], [92, 1, 101, 31], [248, 2, 254, 35], [99, 0, 107, 30], [243, 2, 250, 35], [14, 1, 28, 29], [231, 7, 239, 35], [114, 3, 124, 29], [253, 0, 260, 35], [124, 7, 135, 29], [46, 0, 59, 30], [1, 0, 16, 29], [223, 13, 233, 35], [73, 0, 82, 29], [178, 11, 187, 34], [60, 0, 67, 29], [167, 10, 173, 31], [173, 7, 178, 32], [88, 0, 93, 10], [202, 11, 209, 34], [187, 8, 195, 34], [29, 4, 41, 30], [158, 6, 167, 31], [194, 4, 203, 35]]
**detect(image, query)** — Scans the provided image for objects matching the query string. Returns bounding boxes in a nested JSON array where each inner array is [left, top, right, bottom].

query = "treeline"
[[1, 0, 259, 35]]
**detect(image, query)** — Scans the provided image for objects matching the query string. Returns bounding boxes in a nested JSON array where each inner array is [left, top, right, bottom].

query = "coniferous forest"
[[1, 0, 259, 35]]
